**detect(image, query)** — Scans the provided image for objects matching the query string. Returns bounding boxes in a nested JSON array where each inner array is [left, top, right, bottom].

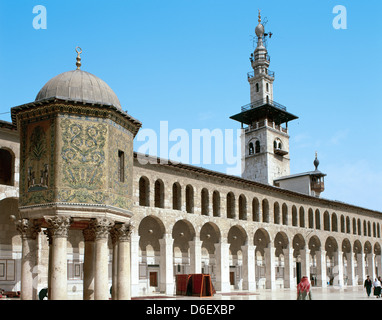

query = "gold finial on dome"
[[258, 9, 261, 23], [75, 46, 82, 70]]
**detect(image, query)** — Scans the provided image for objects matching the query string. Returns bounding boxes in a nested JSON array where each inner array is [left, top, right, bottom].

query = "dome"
[[35, 69, 122, 110]]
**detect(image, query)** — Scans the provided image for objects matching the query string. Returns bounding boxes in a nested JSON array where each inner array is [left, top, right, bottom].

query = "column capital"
[[89, 217, 113, 240], [113, 222, 134, 243], [14, 218, 41, 240], [46, 216, 72, 238]]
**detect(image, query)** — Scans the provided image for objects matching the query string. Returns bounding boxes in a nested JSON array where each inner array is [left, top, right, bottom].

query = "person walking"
[[364, 275, 372, 297], [373, 278, 381, 298], [297, 276, 312, 300]]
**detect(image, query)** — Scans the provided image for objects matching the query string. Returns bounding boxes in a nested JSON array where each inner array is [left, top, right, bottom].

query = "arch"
[[315, 209, 321, 230], [138, 215, 166, 252], [226, 192, 235, 219], [0, 148, 14, 186], [357, 219, 361, 236], [324, 211, 330, 231], [341, 238, 352, 254], [255, 140, 260, 154], [299, 207, 305, 228], [282, 203, 288, 225], [273, 202, 280, 224], [201, 188, 209, 216], [262, 199, 269, 223], [340, 215, 345, 233], [346, 216, 351, 234], [154, 179, 165, 208], [252, 197, 260, 222], [352, 218, 357, 235], [200, 222, 221, 254], [308, 208, 314, 229], [212, 190, 220, 217], [274, 231, 289, 257], [239, 194, 247, 220], [367, 221, 371, 237], [353, 240, 362, 254], [325, 236, 338, 253], [228, 225, 248, 255], [292, 205, 298, 226], [254, 228, 271, 255], [139, 176, 150, 206], [172, 219, 196, 252], [308, 235, 321, 252], [185, 184, 194, 213], [331, 212, 338, 232], [172, 182, 181, 210], [248, 142, 254, 155], [364, 241, 372, 255], [0, 198, 19, 246], [374, 242, 381, 256]]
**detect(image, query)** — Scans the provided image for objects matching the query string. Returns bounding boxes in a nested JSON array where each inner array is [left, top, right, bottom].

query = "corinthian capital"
[[46, 216, 72, 238], [113, 222, 134, 242], [13, 218, 41, 240], [89, 217, 113, 240]]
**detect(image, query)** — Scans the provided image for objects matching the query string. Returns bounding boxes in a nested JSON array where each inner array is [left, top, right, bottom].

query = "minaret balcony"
[[274, 148, 288, 156], [247, 70, 275, 80]]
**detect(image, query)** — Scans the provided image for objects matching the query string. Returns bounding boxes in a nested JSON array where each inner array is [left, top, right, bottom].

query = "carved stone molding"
[[89, 217, 113, 240], [113, 222, 134, 243], [46, 216, 72, 238], [14, 218, 41, 240]]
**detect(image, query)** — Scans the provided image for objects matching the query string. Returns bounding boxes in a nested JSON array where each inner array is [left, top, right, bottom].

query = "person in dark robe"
[[364, 275, 372, 297]]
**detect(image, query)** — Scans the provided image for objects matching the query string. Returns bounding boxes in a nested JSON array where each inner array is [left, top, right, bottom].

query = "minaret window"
[[256, 83, 259, 92], [255, 141, 260, 153], [249, 143, 254, 155], [118, 150, 125, 183], [266, 83, 269, 92]]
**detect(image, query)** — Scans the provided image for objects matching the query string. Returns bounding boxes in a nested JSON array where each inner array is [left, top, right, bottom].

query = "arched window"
[[154, 179, 164, 208], [185, 184, 194, 213], [299, 207, 305, 228], [274, 202, 280, 224], [213, 191, 220, 217], [249, 143, 254, 155], [315, 209, 321, 230], [227, 192, 235, 219], [239, 194, 247, 220], [0, 149, 13, 186], [173, 182, 181, 210], [252, 197, 260, 222], [262, 199, 269, 223], [292, 206, 298, 226], [139, 176, 150, 206], [255, 141, 260, 153], [256, 83, 259, 92], [332, 213, 338, 232], [282, 203, 288, 225], [201, 188, 209, 216], [308, 208, 314, 229], [324, 211, 330, 231]]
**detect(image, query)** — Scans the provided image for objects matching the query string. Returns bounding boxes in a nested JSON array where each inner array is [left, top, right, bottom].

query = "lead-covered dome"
[[35, 69, 122, 110]]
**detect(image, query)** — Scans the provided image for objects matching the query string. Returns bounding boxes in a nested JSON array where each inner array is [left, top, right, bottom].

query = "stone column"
[[241, 244, 256, 291], [91, 217, 113, 300], [46, 216, 72, 300], [110, 227, 118, 300], [214, 240, 230, 292], [43, 229, 53, 299], [357, 253, 366, 285], [189, 236, 202, 274], [14, 218, 41, 300], [333, 250, 344, 287], [376, 255, 382, 279], [368, 253, 376, 280], [83, 225, 96, 300], [300, 249, 310, 280], [114, 223, 133, 300], [130, 232, 140, 297], [283, 247, 294, 289], [159, 234, 174, 294], [346, 252, 355, 286], [264, 243, 276, 289], [316, 249, 327, 287]]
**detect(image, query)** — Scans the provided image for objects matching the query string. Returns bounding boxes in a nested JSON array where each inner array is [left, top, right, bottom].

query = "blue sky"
[[0, 0, 381, 211]]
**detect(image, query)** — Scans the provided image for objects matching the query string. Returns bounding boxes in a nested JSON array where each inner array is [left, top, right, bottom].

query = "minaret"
[[230, 11, 298, 185]]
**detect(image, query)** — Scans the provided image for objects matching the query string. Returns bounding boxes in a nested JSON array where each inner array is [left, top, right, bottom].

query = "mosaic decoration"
[[59, 117, 107, 204]]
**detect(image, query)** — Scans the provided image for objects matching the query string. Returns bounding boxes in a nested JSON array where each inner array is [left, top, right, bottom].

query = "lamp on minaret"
[[230, 10, 298, 185], [310, 152, 326, 197]]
